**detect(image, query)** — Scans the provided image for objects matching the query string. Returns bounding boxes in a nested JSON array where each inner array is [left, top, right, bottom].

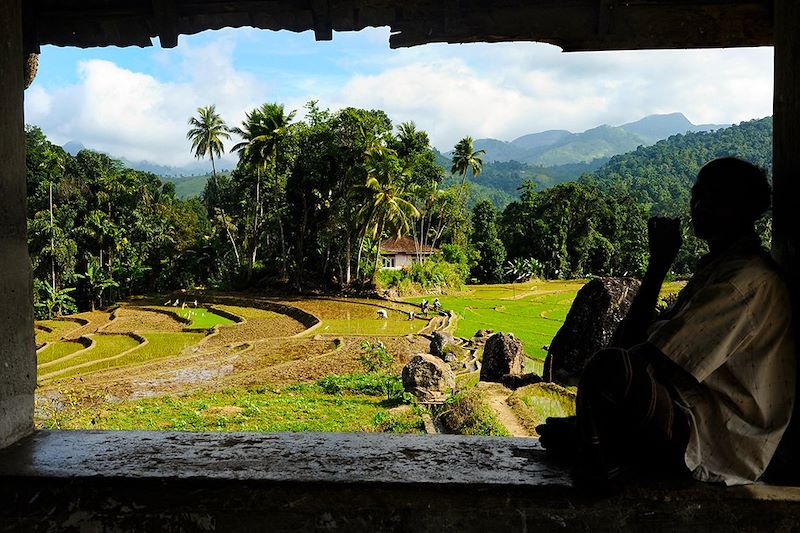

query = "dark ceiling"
[[25, 1, 773, 53]]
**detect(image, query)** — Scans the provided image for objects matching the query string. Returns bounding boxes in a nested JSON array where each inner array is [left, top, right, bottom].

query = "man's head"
[[690, 157, 771, 242]]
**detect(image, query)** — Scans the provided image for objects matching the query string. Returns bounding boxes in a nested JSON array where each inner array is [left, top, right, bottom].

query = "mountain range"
[[584, 116, 772, 216], [450, 112, 727, 166], [61, 141, 232, 177], [61, 112, 729, 199]]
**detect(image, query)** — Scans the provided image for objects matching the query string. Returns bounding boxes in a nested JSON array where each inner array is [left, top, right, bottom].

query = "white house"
[[379, 236, 439, 269]]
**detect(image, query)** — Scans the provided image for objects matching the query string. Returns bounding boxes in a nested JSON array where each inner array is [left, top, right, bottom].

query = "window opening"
[[21, 24, 774, 441]]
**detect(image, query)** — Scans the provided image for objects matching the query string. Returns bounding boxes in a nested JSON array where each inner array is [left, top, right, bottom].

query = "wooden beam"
[[387, 1, 773, 50], [31, 0, 775, 51], [312, 0, 333, 41], [772, 0, 799, 282], [20, 0, 39, 55], [771, 0, 800, 479], [152, 0, 179, 48]]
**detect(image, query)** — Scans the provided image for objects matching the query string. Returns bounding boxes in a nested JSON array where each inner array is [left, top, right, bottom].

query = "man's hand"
[[536, 416, 577, 457], [648, 217, 682, 273]]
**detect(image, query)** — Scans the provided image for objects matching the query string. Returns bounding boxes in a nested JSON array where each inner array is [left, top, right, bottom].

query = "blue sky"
[[25, 27, 774, 168]]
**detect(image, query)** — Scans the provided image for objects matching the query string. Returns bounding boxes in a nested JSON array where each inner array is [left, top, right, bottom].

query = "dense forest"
[[582, 117, 772, 215], [25, 108, 772, 318]]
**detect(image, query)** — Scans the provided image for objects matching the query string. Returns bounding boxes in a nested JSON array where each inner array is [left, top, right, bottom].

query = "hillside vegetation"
[[464, 112, 724, 166], [582, 117, 772, 215]]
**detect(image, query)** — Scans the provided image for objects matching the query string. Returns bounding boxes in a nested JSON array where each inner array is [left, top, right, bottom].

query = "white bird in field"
[[172, 298, 180, 306], [163, 299, 170, 306], [377, 309, 388, 319], [193, 300, 198, 308], [181, 302, 186, 309]]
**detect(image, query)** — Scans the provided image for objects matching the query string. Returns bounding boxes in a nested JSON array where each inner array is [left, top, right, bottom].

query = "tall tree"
[[38, 148, 65, 295], [231, 103, 296, 280], [186, 105, 240, 266], [451, 136, 486, 193], [357, 146, 420, 282], [187, 105, 231, 179], [471, 199, 506, 283]]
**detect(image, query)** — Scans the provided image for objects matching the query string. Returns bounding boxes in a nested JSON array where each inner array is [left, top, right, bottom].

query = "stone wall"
[[0, 0, 36, 449]]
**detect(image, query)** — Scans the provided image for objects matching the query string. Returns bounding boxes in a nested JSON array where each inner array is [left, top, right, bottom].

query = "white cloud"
[[321, 43, 773, 150], [25, 39, 264, 167], [25, 28, 774, 166]]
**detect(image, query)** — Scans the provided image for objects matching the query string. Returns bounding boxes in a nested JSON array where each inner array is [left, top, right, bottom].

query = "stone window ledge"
[[1, 430, 799, 531]]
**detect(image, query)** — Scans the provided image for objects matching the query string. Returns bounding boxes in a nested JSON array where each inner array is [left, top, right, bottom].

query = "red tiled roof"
[[379, 236, 438, 254]]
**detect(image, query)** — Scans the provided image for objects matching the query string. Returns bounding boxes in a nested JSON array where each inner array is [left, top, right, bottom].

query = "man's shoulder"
[[713, 249, 783, 289]]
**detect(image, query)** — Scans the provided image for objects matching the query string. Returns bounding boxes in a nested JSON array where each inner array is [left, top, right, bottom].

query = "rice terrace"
[[34, 280, 585, 435]]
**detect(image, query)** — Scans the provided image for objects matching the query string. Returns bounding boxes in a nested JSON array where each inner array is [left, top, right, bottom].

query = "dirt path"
[[475, 382, 533, 438]]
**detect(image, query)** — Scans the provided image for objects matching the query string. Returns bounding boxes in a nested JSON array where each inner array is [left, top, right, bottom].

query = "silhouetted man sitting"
[[538, 157, 795, 486]]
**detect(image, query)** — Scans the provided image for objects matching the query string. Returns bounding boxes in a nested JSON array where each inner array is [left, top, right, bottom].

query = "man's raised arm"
[[613, 217, 682, 348]]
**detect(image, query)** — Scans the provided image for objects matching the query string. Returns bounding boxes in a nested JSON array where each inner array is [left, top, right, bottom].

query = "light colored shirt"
[[647, 238, 795, 485]]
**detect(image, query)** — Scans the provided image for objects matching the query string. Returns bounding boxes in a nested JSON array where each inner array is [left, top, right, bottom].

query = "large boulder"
[[471, 329, 495, 346], [402, 354, 456, 402], [480, 333, 524, 382], [429, 331, 456, 359], [501, 373, 543, 390], [543, 277, 640, 386]]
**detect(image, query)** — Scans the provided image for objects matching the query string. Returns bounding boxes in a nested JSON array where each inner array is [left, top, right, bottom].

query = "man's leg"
[[575, 347, 689, 482]]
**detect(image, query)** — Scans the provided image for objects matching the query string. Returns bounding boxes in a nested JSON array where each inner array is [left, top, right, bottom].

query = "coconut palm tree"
[[357, 146, 420, 282], [186, 105, 241, 266], [38, 148, 65, 296], [231, 103, 296, 172], [187, 105, 231, 181], [231, 103, 296, 280], [450, 136, 485, 200]]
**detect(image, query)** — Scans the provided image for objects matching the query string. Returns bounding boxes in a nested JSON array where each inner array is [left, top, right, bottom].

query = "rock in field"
[[429, 331, 456, 358], [479, 333, 524, 382], [543, 277, 640, 386], [472, 329, 495, 345], [402, 354, 456, 402]]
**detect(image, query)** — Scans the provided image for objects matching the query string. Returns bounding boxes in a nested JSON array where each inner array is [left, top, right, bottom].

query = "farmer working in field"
[[538, 157, 795, 486]]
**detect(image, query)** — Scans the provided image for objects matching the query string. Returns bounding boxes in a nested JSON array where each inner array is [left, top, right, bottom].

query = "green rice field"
[[175, 307, 236, 328], [407, 280, 586, 360], [37, 340, 87, 365], [39, 334, 141, 379], [35, 320, 82, 344], [317, 317, 422, 336], [50, 332, 205, 380]]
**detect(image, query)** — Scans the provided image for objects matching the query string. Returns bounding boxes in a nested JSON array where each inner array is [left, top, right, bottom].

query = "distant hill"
[[62, 140, 86, 155], [441, 157, 608, 211], [60, 140, 233, 178], [582, 116, 772, 215], [433, 148, 451, 170], [619, 112, 727, 143], [510, 130, 572, 151], [163, 173, 223, 198], [455, 112, 727, 167], [529, 124, 646, 167], [119, 158, 223, 177]]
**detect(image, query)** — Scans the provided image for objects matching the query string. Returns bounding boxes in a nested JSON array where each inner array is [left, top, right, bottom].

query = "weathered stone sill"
[[1, 431, 798, 532]]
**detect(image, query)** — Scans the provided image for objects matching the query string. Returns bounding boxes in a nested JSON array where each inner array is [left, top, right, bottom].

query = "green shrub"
[[317, 373, 406, 401], [359, 340, 393, 373], [376, 253, 468, 295], [377, 269, 405, 287], [435, 389, 509, 436], [318, 373, 389, 395], [373, 409, 425, 433]]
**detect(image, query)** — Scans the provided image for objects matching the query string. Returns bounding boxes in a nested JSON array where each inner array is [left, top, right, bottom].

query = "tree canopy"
[[25, 109, 772, 313]]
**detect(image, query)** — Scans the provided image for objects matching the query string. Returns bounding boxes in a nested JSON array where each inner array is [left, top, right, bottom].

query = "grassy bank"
[[44, 383, 424, 433]]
